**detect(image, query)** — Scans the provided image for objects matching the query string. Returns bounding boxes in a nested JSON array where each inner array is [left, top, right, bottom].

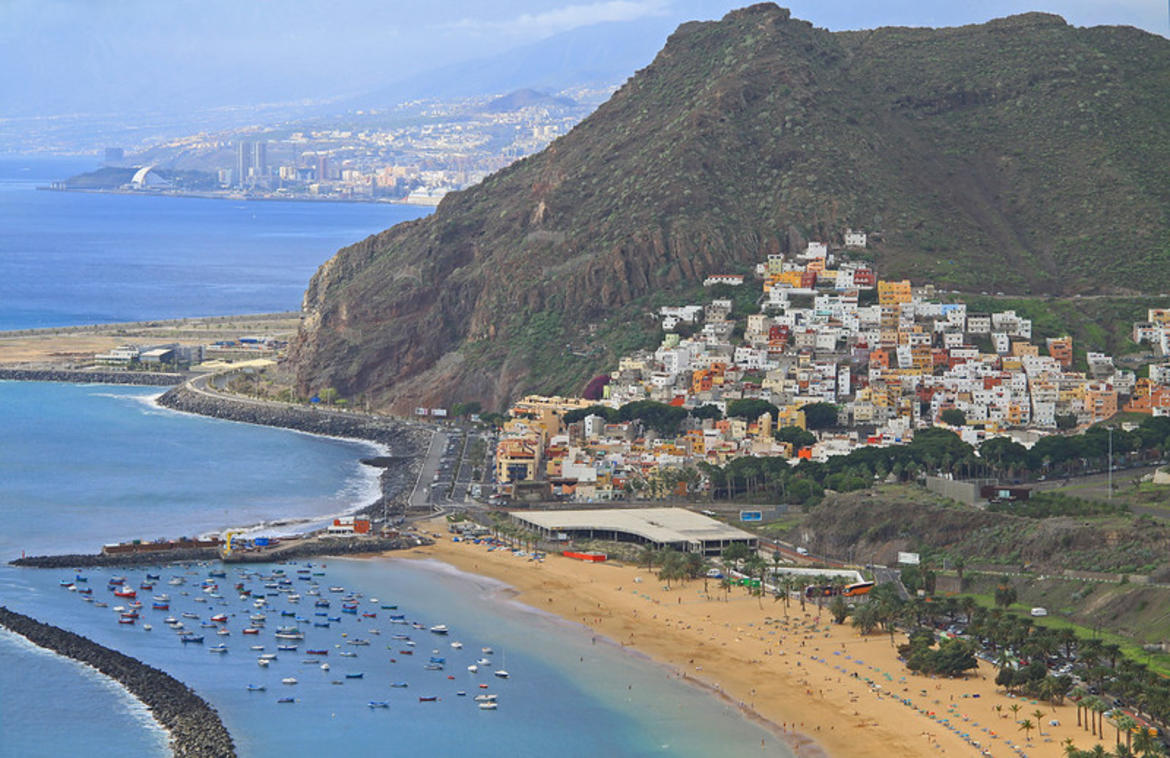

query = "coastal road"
[[409, 428, 448, 509]]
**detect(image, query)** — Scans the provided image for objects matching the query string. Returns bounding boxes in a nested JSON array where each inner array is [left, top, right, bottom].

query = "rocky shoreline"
[[157, 384, 430, 518], [0, 367, 184, 385], [0, 606, 235, 757]]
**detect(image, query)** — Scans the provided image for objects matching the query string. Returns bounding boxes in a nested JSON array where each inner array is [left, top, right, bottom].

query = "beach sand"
[[395, 523, 1110, 758]]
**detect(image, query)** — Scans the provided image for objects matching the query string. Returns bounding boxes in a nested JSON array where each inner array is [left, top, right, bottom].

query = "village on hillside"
[[493, 232, 1170, 501]]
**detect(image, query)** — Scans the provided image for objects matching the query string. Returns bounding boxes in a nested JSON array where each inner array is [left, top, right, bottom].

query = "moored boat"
[[367, 701, 389, 709], [429, 625, 449, 635], [246, 684, 265, 692]]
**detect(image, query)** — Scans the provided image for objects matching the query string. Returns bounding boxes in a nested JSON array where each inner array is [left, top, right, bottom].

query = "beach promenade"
[[400, 523, 1111, 758]]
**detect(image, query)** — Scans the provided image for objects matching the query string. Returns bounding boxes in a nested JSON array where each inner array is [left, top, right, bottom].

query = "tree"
[[829, 595, 849, 625], [1056, 413, 1079, 430], [726, 398, 779, 422], [801, 402, 839, 430], [995, 582, 1018, 609], [721, 542, 750, 571], [690, 404, 723, 421], [941, 408, 967, 426], [775, 425, 816, 449], [1019, 718, 1035, 742]]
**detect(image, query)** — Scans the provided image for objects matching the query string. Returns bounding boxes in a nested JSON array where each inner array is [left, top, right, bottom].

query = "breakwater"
[[158, 384, 428, 513], [0, 368, 184, 386], [0, 606, 235, 758], [10, 548, 221, 569]]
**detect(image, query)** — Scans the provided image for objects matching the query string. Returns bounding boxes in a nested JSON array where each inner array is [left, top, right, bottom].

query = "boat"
[[168, 577, 185, 586], [467, 665, 478, 673], [450, 641, 463, 649], [250, 645, 265, 651], [423, 664, 443, 671], [257, 659, 270, 667], [398, 650, 413, 655], [277, 697, 295, 703], [209, 570, 226, 578], [274, 631, 304, 640], [210, 613, 228, 623], [114, 588, 136, 598], [347, 639, 369, 646], [339, 651, 357, 658], [164, 616, 178, 625], [341, 607, 357, 615], [118, 617, 136, 625], [246, 684, 266, 692], [94, 602, 108, 608], [108, 576, 126, 585], [182, 612, 199, 619], [328, 586, 344, 593], [429, 625, 449, 635], [320, 663, 330, 671], [152, 603, 169, 610], [314, 600, 330, 608], [142, 624, 152, 631], [367, 701, 390, 709], [281, 677, 297, 685], [345, 673, 363, 679], [181, 636, 204, 644], [474, 694, 497, 702], [259, 653, 278, 660], [389, 682, 408, 688], [242, 628, 260, 635], [145, 574, 160, 581], [478, 701, 498, 710], [217, 629, 230, 636], [277, 644, 298, 652], [391, 634, 411, 641], [139, 582, 154, 590], [482, 647, 493, 655], [209, 644, 228, 653], [381, 604, 398, 610], [361, 613, 376, 619], [306, 649, 328, 656], [494, 669, 509, 679], [77, 588, 92, 595], [476, 658, 491, 666], [428, 656, 445, 664], [313, 621, 330, 628], [456, 691, 466, 697], [417, 696, 438, 702]]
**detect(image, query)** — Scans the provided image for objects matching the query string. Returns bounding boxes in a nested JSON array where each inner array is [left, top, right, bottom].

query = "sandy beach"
[[395, 521, 1110, 758]]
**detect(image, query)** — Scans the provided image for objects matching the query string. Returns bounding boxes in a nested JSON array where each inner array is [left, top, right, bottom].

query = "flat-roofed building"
[[510, 507, 757, 556]]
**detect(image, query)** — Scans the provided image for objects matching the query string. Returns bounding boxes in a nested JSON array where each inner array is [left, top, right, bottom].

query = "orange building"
[[877, 279, 912, 306], [1046, 336, 1074, 369]]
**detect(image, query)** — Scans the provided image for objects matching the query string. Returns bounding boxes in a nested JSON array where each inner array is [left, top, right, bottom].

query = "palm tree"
[[1010, 703, 1022, 722], [1019, 718, 1035, 742], [1116, 714, 1138, 752], [1034, 709, 1047, 736]]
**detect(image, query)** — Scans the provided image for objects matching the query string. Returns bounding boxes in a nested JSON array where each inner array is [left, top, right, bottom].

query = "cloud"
[[446, 0, 670, 38]]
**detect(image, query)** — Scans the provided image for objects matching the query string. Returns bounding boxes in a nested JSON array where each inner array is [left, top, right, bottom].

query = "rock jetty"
[[0, 606, 235, 758], [0, 368, 183, 385]]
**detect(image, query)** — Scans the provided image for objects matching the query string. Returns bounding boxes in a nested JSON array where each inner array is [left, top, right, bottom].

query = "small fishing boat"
[[246, 684, 266, 692], [339, 651, 357, 658], [347, 639, 369, 646], [361, 612, 376, 619], [493, 670, 509, 679], [313, 621, 330, 628], [389, 682, 409, 688], [345, 673, 363, 679], [143, 624, 152, 631], [114, 587, 136, 598], [168, 577, 184, 586], [281, 677, 297, 685], [450, 641, 463, 650], [77, 588, 93, 595], [428, 656, 445, 664], [182, 612, 199, 619], [209, 644, 228, 654], [259, 653, 278, 660], [429, 625, 449, 635], [145, 574, 160, 581], [476, 658, 491, 666], [423, 664, 443, 671], [467, 665, 478, 673], [181, 636, 204, 644], [242, 628, 260, 635], [210, 613, 228, 623], [399, 650, 413, 656], [277, 697, 295, 703], [481, 647, 493, 654], [328, 586, 344, 593], [417, 696, 438, 702], [108, 576, 126, 586], [277, 644, 298, 652], [306, 649, 328, 656], [367, 701, 390, 709], [474, 694, 497, 702], [139, 582, 154, 590], [479, 701, 499, 710], [381, 604, 398, 610], [250, 645, 265, 651], [217, 628, 230, 636], [118, 617, 136, 625], [257, 659, 270, 667], [320, 663, 330, 671], [391, 634, 411, 641]]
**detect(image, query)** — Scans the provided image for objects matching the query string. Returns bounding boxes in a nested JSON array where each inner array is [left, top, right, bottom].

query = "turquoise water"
[[0, 381, 383, 562]]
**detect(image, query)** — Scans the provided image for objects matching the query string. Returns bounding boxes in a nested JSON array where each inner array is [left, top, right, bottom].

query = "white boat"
[[250, 645, 265, 651], [210, 644, 228, 654], [467, 665, 478, 673], [142, 624, 152, 631], [281, 677, 297, 685], [493, 669, 509, 679], [479, 701, 499, 710], [476, 658, 491, 666], [259, 653, 278, 660], [450, 641, 463, 650], [481, 647, 493, 655], [429, 625, 449, 635], [320, 663, 330, 671], [474, 694, 497, 702]]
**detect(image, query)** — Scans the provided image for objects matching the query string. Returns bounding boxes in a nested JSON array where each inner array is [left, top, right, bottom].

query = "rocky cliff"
[[288, 4, 1170, 413]]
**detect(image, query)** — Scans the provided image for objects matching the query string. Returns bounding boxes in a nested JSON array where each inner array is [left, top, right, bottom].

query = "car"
[[706, 569, 724, 579]]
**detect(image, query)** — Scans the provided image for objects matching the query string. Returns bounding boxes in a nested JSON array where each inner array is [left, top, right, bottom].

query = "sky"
[[1, 0, 1165, 122]]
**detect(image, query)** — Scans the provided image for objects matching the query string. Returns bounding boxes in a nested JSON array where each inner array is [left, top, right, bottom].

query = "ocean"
[[0, 159, 790, 757], [0, 156, 430, 330]]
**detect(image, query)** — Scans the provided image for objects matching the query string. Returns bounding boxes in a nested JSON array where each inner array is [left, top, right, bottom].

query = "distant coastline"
[[38, 185, 443, 207]]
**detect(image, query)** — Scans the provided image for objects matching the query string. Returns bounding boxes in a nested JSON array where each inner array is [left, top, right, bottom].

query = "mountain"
[[287, 4, 1170, 413], [485, 89, 577, 113]]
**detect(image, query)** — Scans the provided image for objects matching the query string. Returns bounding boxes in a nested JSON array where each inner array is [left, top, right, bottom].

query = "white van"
[[1030, 607, 1048, 617]]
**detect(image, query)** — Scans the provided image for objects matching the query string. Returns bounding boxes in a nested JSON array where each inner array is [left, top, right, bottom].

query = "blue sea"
[[0, 156, 430, 330], [0, 160, 789, 757]]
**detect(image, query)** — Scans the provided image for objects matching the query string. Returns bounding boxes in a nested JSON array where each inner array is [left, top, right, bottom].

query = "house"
[[703, 274, 745, 287], [844, 229, 867, 248]]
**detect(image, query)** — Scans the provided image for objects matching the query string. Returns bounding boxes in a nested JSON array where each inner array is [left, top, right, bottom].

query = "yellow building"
[[877, 279, 912, 306]]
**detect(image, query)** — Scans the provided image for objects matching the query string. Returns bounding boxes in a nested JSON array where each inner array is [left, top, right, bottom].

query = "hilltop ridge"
[[288, 4, 1170, 413]]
